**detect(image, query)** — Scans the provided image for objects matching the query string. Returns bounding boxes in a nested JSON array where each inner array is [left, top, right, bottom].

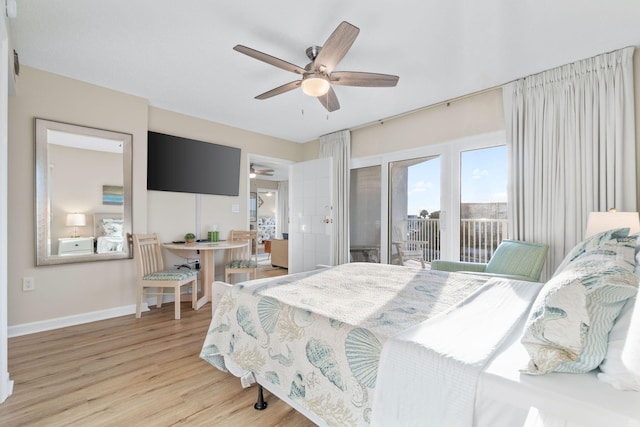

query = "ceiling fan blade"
[[317, 87, 340, 112], [314, 21, 359, 74], [233, 45, 306, 75], [251, 163, 275, 175], [330, 71, 399, 87], [255, 80, 302, 100]]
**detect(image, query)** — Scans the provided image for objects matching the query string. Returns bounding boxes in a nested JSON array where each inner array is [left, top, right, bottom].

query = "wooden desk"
[[163, 240, 247, 310]]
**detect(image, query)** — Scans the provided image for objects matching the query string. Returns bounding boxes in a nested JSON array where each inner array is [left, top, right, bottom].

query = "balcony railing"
[[404, 218, 509, 263]]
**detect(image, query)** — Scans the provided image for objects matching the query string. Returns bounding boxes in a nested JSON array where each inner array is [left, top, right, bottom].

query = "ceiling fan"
[[250, 163, 274, 177], [233, 21, 399, 112]]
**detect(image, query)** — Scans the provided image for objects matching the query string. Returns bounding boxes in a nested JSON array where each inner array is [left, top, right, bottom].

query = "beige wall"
[[7, 67, 303, 327], [351, 88, 504, 157], [8, 66, 148, 326], [146, 108, 304, 274]]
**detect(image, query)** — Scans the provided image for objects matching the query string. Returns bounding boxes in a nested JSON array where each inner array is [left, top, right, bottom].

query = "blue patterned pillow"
[[553, 228, 630, 276], [521, 234, 638, 374]]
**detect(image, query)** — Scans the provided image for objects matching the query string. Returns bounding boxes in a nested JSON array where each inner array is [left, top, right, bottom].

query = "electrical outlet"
[[22, 277, 35, 292]]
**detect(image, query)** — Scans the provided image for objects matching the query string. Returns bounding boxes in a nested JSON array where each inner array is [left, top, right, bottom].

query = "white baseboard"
[[7, 303, 150, 338], [0, 374, 13, 404]]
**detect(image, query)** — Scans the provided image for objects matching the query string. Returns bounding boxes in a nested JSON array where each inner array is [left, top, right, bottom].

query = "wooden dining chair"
[[224, 230, 259, 283], [133, 233, 197, 319]]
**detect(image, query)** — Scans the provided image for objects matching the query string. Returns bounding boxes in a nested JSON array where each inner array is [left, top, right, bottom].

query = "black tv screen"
[[147, 131, 241, 196]]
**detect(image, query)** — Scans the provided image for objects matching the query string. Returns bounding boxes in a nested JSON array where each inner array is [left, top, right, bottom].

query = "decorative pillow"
[[598, 297, 640, 390], [553, 228, 630, 276], [521, 234, 638, 374], [102, 218, 124, 236]]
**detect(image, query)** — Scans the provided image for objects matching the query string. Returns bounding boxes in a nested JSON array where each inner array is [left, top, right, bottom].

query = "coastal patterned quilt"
[[200, 263, 489, 427]]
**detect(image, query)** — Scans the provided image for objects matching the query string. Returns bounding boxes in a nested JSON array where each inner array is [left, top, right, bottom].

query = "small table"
[[163, 240, 248, 310]]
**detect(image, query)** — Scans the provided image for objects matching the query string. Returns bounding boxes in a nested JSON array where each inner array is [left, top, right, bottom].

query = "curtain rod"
[[351, 84, 503, 131], [353, 44, 637, 132]]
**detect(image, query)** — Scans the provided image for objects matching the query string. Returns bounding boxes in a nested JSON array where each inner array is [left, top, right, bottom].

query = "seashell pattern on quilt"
[[201, 262, 489, 427]]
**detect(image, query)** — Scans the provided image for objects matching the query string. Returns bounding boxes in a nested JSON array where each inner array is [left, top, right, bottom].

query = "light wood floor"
[[0, 267, 314, 427]]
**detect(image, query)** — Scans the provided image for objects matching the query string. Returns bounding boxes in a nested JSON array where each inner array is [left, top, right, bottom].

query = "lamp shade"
[[584, 211, 640, 238], [66, 213, 86, 227]]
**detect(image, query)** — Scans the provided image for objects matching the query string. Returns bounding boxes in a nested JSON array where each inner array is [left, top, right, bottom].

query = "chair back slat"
[[228, 230, 258, 262], [133, 233, 164, 277]]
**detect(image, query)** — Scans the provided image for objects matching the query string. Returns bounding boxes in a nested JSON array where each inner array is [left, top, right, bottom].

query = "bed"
[[93, 213, 125, 254], [200, 229, 640, 427], [257, 216, 276, 243]]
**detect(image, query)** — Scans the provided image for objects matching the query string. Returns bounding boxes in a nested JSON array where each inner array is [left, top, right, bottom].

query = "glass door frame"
[[350, 130, 506, 264]]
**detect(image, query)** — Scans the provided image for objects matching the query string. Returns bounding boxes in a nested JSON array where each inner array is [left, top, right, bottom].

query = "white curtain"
[[319, 130, 351, 265], [503, 46, 636, 279], [276, 180, 288, 238]]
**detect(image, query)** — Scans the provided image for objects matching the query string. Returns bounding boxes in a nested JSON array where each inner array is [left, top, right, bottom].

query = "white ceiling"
[[8, 0, 640, 145]]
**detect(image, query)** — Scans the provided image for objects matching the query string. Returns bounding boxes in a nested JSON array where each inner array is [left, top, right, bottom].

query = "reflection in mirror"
[[35, 119, 132, 265]]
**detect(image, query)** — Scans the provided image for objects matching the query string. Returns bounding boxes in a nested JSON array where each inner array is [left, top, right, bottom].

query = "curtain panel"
[[319, 130, 351, 265], [503, 46, 636, 279]]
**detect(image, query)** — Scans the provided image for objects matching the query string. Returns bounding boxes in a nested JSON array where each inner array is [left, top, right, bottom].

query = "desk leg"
[[195, 250, 214, 310]]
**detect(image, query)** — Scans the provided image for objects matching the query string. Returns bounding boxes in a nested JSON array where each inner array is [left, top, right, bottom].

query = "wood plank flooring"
[[0, 267, 314, 426]]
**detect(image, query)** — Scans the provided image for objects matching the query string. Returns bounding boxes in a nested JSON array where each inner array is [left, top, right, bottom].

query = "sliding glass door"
[[389, 156, 440, 266], [459, 146, 507, 262], [349, 131, 508, 267], [350, 166, 381, 262]]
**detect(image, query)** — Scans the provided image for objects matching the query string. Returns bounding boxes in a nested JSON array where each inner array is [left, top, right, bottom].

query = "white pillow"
[[598, 297, 640, 390]]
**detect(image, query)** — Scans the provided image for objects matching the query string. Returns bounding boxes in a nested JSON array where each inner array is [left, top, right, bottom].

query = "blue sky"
[[407, 146, 507, 216]]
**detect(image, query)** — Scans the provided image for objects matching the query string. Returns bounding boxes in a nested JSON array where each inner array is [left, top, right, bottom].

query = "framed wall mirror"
[[35, 118, 133, 265]]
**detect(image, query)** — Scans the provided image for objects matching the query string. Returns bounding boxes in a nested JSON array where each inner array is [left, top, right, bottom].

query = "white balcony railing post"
[[403, 217, 508, 263]]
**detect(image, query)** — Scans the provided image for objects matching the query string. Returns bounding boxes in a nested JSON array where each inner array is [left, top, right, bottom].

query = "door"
[[350, 166, 381, 263], [289, 158, 333, 273], [389, 155, 441, 266]]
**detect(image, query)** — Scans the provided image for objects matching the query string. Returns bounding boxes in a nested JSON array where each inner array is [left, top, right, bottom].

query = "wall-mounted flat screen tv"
[[147, 131, 241, 196]]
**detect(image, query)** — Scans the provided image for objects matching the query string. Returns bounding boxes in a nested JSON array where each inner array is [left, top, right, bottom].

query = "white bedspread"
[[371, 278, 542, 427]]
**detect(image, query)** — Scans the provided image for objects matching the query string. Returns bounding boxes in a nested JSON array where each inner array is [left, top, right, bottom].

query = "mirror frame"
[[35, 118, 133, 265]]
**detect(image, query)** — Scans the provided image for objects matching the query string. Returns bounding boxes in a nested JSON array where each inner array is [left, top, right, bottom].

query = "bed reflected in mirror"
[[35, 118, 132, 265]]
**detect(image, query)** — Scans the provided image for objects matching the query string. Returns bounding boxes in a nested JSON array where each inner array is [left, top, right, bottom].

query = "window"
[[389, 156, 441, 265], [459, 146, 508, 262], [350, 131, 507, 265]]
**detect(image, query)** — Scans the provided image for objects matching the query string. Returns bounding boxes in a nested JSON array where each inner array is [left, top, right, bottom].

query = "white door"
[[289, 158, 333, 273]]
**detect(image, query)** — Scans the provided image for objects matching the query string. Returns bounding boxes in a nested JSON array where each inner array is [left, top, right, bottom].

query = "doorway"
[[247, 154, 292, 270]]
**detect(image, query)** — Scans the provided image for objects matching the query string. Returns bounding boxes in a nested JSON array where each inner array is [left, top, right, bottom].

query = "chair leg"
[[174, 286, 181, 320], [156, 287, 163, 308], [136, 285, 143, 318], [191, 278, 197, 309]]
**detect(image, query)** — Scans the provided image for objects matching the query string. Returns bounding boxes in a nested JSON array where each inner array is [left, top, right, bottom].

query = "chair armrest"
[[458, 271, 540, 282], [430, 260, 487, 273]]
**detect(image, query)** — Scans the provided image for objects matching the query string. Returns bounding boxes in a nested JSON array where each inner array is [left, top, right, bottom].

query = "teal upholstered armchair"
[[430, 239, 548, 282]]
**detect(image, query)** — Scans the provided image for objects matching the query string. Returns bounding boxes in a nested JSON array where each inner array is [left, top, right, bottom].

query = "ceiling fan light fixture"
[[301, 74, 330, 97]]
